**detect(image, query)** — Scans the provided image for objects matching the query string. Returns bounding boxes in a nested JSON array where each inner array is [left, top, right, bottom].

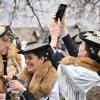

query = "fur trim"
[[0, 43, 21, 92], [0, 55, 4, 77], [19, 61, 57, 99], [74, 57, 100, 71], [7, 43, 21, 65], [7, 43, 18, 59], [60, 56, 76, 65], [61, 56, 100, 72], [18, 67, 31, 80], [7, 43, 21, 73], [0, 79, 5, 93]]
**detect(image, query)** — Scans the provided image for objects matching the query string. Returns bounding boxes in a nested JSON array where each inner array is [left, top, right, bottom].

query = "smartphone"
[[55, 4, 67, 21]]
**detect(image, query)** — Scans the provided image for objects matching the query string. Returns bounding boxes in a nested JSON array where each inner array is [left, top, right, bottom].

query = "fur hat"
[[0, 25, 13, 37], [79, 31, 100, 62], [18, 42, 53, 59]]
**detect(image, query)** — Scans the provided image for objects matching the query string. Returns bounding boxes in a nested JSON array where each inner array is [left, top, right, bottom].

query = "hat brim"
[[79, 31, 100, 47], [18, 43, 50, 54], [0, 26, 6, 37], [0, 25, 13, 37]]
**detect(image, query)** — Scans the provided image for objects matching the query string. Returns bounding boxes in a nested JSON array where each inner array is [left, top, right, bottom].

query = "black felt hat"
[[79, 31, 100, 47], [79, 31, 100, 62], [18, 41, 52, 57]]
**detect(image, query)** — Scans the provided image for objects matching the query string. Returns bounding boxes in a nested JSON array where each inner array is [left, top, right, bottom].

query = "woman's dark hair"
[[85, 44, 100, 63], [31, 47, 52, 62]]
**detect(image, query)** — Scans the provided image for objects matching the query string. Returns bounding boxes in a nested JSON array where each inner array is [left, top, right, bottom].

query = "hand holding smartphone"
[[55, 4, 67, 21]]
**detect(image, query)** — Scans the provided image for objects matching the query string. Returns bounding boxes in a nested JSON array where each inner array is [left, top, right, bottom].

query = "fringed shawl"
[[58, 56, 100, 100]]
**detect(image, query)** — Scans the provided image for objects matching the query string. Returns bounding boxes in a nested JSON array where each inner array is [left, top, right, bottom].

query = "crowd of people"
[[0, 9, 100, 100]]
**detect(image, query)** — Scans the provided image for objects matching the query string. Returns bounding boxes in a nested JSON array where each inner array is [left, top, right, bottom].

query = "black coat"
[[51, 34, 78, 69], [20, 91, 35, 100], [62, 34, 78, 57], [6, 91, 35, 100]]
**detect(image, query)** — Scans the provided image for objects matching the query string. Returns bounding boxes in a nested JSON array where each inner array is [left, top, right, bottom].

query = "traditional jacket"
[[58, 56, 100, 100], [18, 61, 58, 100], [0, 43, 21, 92]]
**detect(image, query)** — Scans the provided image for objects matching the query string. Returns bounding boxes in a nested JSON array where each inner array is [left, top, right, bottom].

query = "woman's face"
[[78, 42, 88, 57], [24, 53, 44, 73], [0, 35, 10, 55]]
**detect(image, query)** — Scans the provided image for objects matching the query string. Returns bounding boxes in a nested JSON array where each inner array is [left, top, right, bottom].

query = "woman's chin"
[[27, 68, 34, 73]]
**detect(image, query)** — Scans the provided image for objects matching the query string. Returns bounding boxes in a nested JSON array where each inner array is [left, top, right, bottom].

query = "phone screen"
[[55, 4, 67, 21]]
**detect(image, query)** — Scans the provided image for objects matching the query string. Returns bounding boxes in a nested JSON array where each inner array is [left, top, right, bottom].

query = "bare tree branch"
[[26, 0, 44, 32], [0, 0, 3, 6], [9, 0, 17, 26]]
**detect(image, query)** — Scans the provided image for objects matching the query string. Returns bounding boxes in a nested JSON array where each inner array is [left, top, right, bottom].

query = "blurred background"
[[0, 0, 100, 41]]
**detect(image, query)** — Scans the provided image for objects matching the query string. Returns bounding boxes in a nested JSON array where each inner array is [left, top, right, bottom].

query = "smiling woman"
[[8, 42, 59, 100], [24, 52, 45, 73]]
